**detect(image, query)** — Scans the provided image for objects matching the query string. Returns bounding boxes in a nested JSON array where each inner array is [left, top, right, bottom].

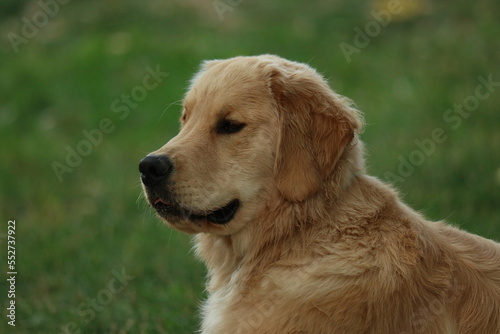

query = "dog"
[[139, 55, 500, 333]]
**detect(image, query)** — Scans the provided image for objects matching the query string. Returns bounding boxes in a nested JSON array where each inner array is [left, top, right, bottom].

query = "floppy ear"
[[268, 58, 363, 202]]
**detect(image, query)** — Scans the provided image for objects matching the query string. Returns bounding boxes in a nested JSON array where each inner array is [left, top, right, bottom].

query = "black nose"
[[139, 155, 173, 187]]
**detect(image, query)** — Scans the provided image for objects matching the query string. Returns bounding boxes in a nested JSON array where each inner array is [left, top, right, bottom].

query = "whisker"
[[159, 99, 183, 122]]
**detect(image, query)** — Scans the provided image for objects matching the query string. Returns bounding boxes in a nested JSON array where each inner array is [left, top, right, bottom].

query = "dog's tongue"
[[154, 198, 170, 206]]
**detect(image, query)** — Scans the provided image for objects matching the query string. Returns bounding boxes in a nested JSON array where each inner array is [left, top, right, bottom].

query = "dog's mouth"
[[152, 197, 240, 225]]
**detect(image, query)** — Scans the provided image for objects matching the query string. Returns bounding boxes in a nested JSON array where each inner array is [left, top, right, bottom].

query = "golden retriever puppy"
[[139, 55, 500, 333]]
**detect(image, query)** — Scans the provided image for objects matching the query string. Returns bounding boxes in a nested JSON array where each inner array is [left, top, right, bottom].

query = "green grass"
[[1, 0, 499, 333]]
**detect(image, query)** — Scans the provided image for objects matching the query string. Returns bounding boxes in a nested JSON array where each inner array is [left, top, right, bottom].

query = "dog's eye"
[[216, 119, 246, 135]]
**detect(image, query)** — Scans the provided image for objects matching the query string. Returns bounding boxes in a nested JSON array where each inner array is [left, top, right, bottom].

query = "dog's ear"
[[268, 58, 363, 202]]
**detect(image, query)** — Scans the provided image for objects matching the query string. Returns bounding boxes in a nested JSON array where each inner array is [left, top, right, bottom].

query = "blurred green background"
[[1, 0, 499, 333]]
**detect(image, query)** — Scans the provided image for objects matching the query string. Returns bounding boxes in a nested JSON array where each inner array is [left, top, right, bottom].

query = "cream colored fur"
[[146, 55, 500, 333]]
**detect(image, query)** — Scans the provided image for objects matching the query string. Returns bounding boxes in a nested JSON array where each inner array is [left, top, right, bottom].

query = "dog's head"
[[140, 55, 363, 235]]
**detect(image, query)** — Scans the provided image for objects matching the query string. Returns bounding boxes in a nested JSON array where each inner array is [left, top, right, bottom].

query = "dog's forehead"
[[184, 60, 271, 115]]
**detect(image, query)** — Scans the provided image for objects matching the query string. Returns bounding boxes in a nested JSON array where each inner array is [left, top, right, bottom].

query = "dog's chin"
[[151, 197, 240, 228]]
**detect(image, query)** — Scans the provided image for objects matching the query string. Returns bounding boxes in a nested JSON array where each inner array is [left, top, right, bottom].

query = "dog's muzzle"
[[139, 155, 173, 188], [139, 154, 240, 224]]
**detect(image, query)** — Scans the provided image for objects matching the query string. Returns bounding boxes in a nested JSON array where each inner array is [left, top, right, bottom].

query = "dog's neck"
[[195, 138, 371, 292], [326, 138, 366, 199]]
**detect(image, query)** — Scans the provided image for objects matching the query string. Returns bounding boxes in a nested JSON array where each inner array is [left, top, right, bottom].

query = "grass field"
[[1, 0, 499, 333]]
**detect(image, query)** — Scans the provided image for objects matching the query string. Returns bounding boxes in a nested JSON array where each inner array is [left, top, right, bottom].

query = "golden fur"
[[142, 55, 500, 333]]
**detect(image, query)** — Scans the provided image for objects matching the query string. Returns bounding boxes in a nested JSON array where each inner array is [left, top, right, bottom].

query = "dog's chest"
[[202, 285, 240, 334], [201, 273, 279, 333]]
